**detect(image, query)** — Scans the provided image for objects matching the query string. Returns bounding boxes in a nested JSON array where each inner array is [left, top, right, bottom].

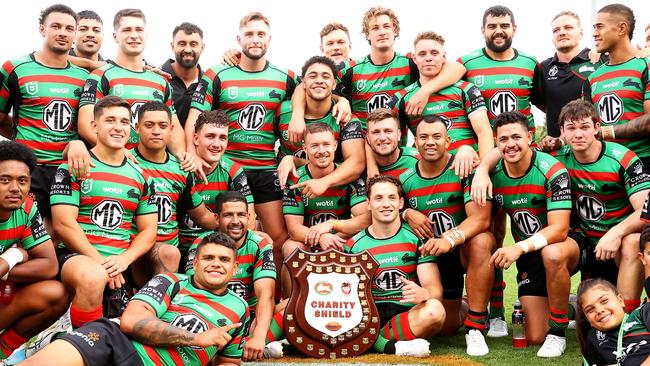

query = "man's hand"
[[470, 167, 492, 207], [595, 230, 623, 260], [636, 47, 650, 59], [277, 155, 298, 189], [102, 254, 132, 278], [222, 49, 241, 66], [332, 98, 351, 125], [317, 233, 346, 251], [193, 323, 241, 349], [175, 151, 196, 172], [404, 208, 434, 239], [67, 140, 94, 179], [124, 149, 139, 165], [107, 273, 126, 290], [422, 237, 453, 257], [540, 136, 564, 152], [288, 114, 306, 145], [405, 87, 429, 117], [399, 277, 430, 305], [588, 49, 601, 64], [143, 65, 172, 80], [489, 245, 524, 269], [290, 179, 327, 199], [243, 334, 265, 361], [253, 231, 273, 245], [451, 145, 479, 179], [305, 221, 333, 247]]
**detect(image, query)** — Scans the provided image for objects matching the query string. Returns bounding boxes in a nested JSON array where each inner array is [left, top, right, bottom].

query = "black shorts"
[[179, 247, 192, 274], [57, 318, 143, 366], [580, 232, 618, 285], [246, 170, 282, 203], [436, 248, 465, 300], [516, 231, 587, 297], [377, 302, 411, 328], [56, 246, 80, 275], [30, 164, 57, 219]]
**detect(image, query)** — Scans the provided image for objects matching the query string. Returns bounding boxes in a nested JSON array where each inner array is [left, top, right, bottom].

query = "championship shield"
[[284, 248, 380, 359]]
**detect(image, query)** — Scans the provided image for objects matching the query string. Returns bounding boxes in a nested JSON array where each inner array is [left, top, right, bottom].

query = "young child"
[[576, 277, 650, 365]]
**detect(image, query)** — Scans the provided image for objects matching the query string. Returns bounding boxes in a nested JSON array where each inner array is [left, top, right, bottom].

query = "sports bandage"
[[516, 233, 548, 253], [0, 248, 23, 280]]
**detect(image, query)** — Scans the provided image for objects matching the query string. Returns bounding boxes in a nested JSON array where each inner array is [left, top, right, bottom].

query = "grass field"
[[273, 225, 585, 365]]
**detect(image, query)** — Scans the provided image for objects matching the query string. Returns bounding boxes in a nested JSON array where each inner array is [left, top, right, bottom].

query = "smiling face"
[[593, 12, 625, 53], [580, 285, 626, 332], [482, 14, 516, 53], [217, 201, 249, 243], [114, 16, 146, 57], [93, 106, 131, 150], [194, 124, 228, 164], [238, 20, 270, 60], [413, 38, 446, 79], [41, 11, 76, 55], [172, 30, 203, 69], [302, 62, 336, 102], [415, 120, 450, 163], [366, 117, 401, 158], [75, 18, 103, 56], [193, 243, 238, 291], [368, 181, 403, 225], [304, 130, 337, 170], [0, 161, 30, 213], [551, 15, 582, 53], [496, 122, 532, 165], [321, 29, 350, 63]]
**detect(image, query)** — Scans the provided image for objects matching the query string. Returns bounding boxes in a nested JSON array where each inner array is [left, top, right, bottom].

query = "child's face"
[[581, 285, 626, 332]]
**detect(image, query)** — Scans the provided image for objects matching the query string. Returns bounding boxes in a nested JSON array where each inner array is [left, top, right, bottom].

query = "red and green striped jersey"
[[283, 164, 367, 227], [490, 151, 572, 242], [556, 142, 650, 245], [587, 58, 650, 159], [191, 62, 297, 170], [345, 224, 435, 305], [276, 100, 364, 161], [79, 61, 176, 149], [336, 53, 418, 127], [178, 157, 253, 249], [378, 147, 420, 178], [400, 156, 472, 237], [131, 272, 249, 365], [457, 48, 540, 138], [391, 80, 486, 153], [131, 148, 203, 247], [0, 198, 49, 252], [185, 230, 276, 307], [50, 153, 157, 257], [0, 53, 88, 165]]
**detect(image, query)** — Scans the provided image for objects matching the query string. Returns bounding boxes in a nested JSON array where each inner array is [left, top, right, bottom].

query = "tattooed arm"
[[606, 102, 650, 139], [121, 299, 240, 348]]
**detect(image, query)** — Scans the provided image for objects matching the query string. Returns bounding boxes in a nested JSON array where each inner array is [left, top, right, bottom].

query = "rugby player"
[[474, 111, 583, 357], [22, 232, 249, 366], [0, 4, 88, 235], [161, 22, 205, 127], [400, 115, 495, 355], [555, 99, 650, 312], [0, 141, 68, 361], [185, 192, 280, 361], [319, 22, 352, 64], [50, 96, 157, 327], [345, 175, 445, 357], [187, 12, 297, 285], [586, 4, 650, 171], [130, 101, 217, 277], [69, 10, 104, 63]]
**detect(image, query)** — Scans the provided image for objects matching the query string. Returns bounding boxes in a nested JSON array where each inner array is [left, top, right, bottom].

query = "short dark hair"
[[640, 225, 650, 252], [493, 111, 529, 133], [558, 99, 597, 128], [137, 101, 171, 122], [39, 4, 77, 25], [173, 22, 203, 39], [0, 141, 37, 174], [94, 96, 131, 120], [598, 3, 635, 40], [113, 8, 145, 30], [196, 231, 237, 258], [418, 114, 449, 131], [215, 191, 248, 215], [367, 174, 403, 198], [366, 108, 399, 127], [320, 22, 350, 41], [483, 5, 515, 27], [77, 10, 102, 24], [301, 56, 337, 80], [195, 110, 229, 133]]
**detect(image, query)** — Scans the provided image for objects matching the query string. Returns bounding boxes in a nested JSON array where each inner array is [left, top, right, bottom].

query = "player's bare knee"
[[74, 265, 109, 296], [541, 245, 566, 270], [157, 244, 181, 270], [282, 239, 306, 258], [621, 234, 640, 260], [468, 232, 495, 259], [420, 299, 446, 328]]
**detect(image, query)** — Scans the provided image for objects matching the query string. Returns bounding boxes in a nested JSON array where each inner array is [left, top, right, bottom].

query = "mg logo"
[[374, 269, 407, 291], [130, 102, 145, 130], [227, 281, 248, 298], [427, 210, 455, 238], [367, 93, 390, 112], [310, 212, 337, 226], [238, 104, 266, 131], [576, 195, 605, 221], [171, 314, 208, 334], [153, 194, 173, 224], [597, 93, 623, 124], [512, 210, 541, 237], [43, 100, 73, 132], [91, 200, 124, 230], [489, 90, 517, 116]]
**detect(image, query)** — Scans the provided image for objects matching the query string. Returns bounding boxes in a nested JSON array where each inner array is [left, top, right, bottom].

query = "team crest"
[[80, 179, 93, 194], [548, 65, 558, 77], [228, 87, 239, 100], [474, 75, 484, 88], [25, 81, 38, 95], [494, 194, 504, 206], [408, 196, 418, 209], [356, 80, 366, 90], [113, 84, 124, 97]]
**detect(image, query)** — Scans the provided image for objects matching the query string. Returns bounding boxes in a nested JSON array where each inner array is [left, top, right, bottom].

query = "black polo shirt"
[[161, 59, 202, 127], [539, 48, 607, 137]]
